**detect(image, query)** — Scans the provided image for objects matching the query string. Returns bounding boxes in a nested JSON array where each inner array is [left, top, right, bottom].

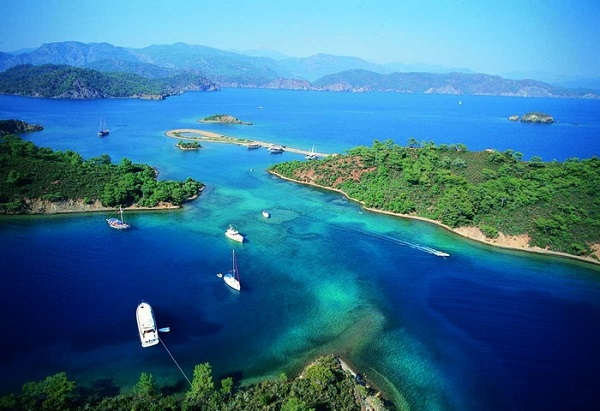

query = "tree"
[[282, 396, 315, 411], [133, 372, 159, 398], [184, 363, 216, 410], [20, 372, 75, 411]]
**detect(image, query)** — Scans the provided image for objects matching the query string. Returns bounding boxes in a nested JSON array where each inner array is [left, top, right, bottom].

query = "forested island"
[[0, 134, 204, 214], [0, 355, 389, 411], [176, 140, 202, 150], [268, 140, 600, 261]]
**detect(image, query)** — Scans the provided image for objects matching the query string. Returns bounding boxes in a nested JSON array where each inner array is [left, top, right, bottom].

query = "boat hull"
[[136, 302, 159, 348], [225, 227, 245, 242], [224, 273, 241, 291], [106, 218, 130, 229]]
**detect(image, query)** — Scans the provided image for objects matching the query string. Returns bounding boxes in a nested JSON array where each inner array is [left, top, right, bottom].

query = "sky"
[[1, 0, 599, 79]]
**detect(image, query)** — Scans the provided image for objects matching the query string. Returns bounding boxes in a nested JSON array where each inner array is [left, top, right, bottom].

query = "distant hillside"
[[0, 41, 598, 98], [312, 69, 599, 98], [0, 64, 217, 99]]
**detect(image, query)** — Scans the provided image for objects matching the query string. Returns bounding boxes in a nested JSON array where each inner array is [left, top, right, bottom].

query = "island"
[[267, 139, 600, 264], [176, 140, 201, 150], [0, 132, 204, 214], [0, 355, 392, 410], [509, 112, 554, 123], [200, 114, 253, 125]]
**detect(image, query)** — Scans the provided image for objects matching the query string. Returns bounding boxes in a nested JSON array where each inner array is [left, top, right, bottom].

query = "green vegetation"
[[268, 139, 600, 258], [0, 119, 43, 135], [176, 140, 202, 150], [0, 64, 215, 98], [0, 355, 390, 411], [0, 134, 204, 213], [201, 114, 252, 125]]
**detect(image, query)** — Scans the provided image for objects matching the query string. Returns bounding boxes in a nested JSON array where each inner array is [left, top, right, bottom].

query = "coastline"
[[10, 189, 204, 215], [165, 128, 331, 158], [267, 170, 600, 266]]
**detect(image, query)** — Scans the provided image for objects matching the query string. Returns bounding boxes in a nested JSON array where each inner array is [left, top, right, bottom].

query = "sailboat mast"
[[232, 250, 239, 281]]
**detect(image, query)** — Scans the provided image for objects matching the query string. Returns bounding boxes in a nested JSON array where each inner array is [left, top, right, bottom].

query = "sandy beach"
[[165, 128, 331, 158], [267, 170, 600, 266]]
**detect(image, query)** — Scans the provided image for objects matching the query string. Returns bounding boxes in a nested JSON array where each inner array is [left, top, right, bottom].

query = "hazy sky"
[[1, 0, 599, 78]]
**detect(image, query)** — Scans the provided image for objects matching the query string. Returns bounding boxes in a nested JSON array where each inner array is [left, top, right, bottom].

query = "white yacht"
[[136, 302, 159, 348], [225, 226, 245, 243]]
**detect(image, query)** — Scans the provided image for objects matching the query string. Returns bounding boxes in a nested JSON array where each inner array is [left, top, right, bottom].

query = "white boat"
[[305, 144, 318, 160], [262, 210, 270, 218], [221, 249, 241, 291], [98, 118, 109, 137], [106, 206, 130, 229], [136, 302, 159, 348], [225, 225, 245, 242]]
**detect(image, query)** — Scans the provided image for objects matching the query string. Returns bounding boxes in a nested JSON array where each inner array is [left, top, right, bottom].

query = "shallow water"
[[1, 90, 599, 410]]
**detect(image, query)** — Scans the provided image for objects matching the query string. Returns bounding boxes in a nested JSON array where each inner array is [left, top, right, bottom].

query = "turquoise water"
[[1, 90, 600, 410]]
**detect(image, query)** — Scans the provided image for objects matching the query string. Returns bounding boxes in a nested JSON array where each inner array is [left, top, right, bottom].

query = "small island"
[[176, 140, 201, 150], [200, 114, 253, 125], [509, 112, 554, 123]]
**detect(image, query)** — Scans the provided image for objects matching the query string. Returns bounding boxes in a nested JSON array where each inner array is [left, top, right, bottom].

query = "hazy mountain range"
[[0, 41, 598, 98]]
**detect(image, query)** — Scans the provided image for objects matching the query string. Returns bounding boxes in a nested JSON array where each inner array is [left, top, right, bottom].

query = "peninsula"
[[267, 139, 600, 264], [0, 133, 204, 214]]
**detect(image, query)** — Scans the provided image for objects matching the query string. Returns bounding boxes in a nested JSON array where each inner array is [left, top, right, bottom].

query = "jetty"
[[165, 128, 331, 158]]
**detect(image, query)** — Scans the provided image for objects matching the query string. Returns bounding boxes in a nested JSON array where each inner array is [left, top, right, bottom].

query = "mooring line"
[[160, 337, 192, 387]]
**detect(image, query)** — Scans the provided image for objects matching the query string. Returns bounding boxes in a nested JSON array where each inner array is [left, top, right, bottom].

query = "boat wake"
[[367, 232, 450, 257]]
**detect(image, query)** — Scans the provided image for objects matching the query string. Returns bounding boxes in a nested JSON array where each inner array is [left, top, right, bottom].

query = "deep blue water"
[[1, 90, 600, 410]]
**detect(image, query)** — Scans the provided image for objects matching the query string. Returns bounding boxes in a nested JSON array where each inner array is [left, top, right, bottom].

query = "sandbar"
[[166, 128, 331, 158]]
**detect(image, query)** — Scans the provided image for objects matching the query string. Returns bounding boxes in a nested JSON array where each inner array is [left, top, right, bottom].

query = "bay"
[[1, 90, 599, 410]]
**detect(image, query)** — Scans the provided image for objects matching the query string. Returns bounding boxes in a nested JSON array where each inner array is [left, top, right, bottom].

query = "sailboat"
[[106, 205, 130, 229], [305, 144, 318, 160], [221, 250, 241, 291], [98, 118, 109, 137], [136, 301, 159, 348]]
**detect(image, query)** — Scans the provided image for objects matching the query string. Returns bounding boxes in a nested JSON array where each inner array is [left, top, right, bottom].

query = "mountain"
[[0, 64, 217, 99], [0, 41, 597, 99], [277, 53, 386, 81], [311, 69, 599, 98]]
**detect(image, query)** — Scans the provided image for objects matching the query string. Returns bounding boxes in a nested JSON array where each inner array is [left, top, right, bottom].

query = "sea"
[[1, 89, 599, 410]]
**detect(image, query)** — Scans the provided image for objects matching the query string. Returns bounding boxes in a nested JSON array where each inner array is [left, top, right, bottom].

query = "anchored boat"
[[136, 301, 159, 348], [221, 249, 241, 291], [225, 225, 245, 242]]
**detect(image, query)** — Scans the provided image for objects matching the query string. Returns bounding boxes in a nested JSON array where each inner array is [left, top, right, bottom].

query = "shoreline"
[[267, 170, 600, 266], [8, 190, 204, 216], [165, 128, 331, 158]]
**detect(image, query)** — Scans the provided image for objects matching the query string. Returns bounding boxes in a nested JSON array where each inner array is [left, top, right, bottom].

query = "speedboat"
[[136, 302, 159, 348], [225, 226, 245, 243]]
